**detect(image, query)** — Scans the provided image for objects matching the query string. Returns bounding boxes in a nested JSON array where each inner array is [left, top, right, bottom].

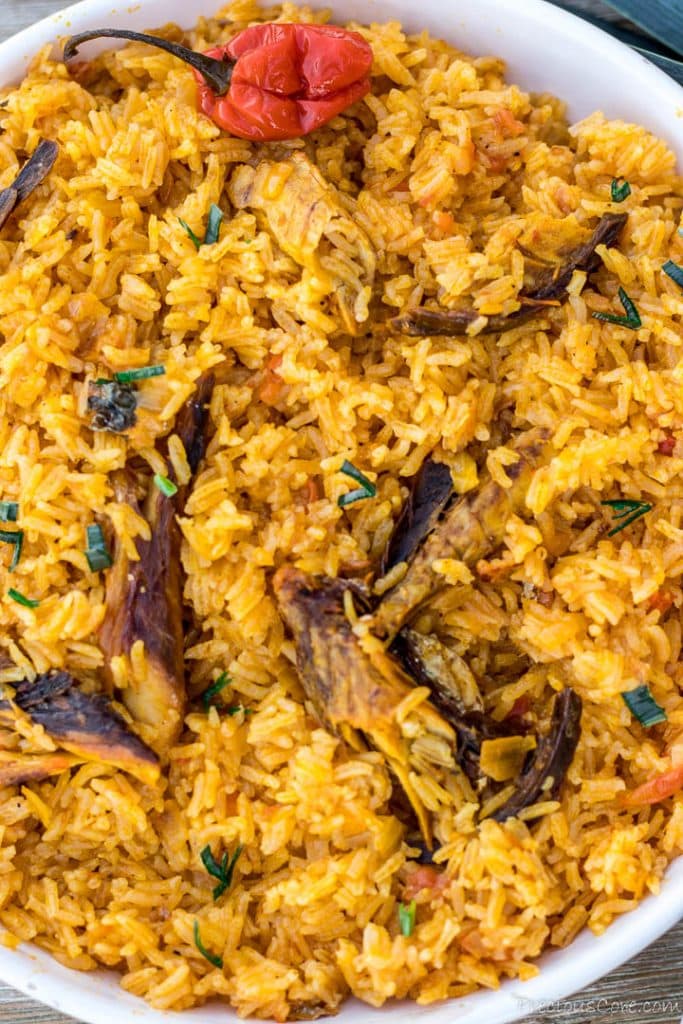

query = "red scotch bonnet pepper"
[[63, 24, 374, 141]]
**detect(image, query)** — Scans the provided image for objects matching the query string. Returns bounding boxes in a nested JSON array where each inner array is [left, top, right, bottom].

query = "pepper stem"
[[63, 28, 235, 95]]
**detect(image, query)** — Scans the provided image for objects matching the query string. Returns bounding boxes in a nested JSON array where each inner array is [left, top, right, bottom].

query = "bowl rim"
[[0, 1, 682, 1022]]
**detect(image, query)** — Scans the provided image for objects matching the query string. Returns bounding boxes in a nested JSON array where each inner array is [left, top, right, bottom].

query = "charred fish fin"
[[491, 688, 582, 821], [172, 371, 216, 477], [0, 189, 18, 229], [11, 670, 159, 786], [391, 629, 469, 720], [13, 669, 74, 707], [381, 458, 453, 574], [0, 139, 59, 230], [371, 428, 551, 642]]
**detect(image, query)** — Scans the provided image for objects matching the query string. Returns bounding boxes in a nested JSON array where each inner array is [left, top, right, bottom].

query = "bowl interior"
[[0, 1, 682, 1022]]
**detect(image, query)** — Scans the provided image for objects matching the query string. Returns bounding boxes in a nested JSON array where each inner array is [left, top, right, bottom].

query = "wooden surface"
[[0, 0, 682, 1021]]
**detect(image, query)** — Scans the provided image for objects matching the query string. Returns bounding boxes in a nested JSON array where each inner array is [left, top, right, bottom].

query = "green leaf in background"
[[551, 2, 683, 85], [632, 48, 683, 86], [601, 0, 683, 60]]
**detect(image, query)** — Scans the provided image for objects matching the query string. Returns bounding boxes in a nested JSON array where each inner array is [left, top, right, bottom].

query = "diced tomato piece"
[[647, 590, 674, 615], [259, 353, 284, 405], [302, 478, 321, 505], [657, 435, 676, 456], [505, 695, 531, 724], [460, 929, 486, 956], [224, 792, 239, 815], [434, 211, 455, 233], [479, 151, 508, 174], [404, 865, 448, 899], [622, 764, 683, 807], [492, 107, 526, 138]]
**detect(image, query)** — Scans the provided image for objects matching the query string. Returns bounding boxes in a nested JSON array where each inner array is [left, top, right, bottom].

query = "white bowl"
[[1, 1, 682, 1021]]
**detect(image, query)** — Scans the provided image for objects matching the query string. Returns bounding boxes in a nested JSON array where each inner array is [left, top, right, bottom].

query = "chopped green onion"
[[200, 843, 243, 901], [340, 461, 375, 490], [113, 365, 165, 383], [338, 460, 376, 508], [610, 178, 631, 203], [86, 525, 103, 548], [0, 502, 18, 523], [85, 523, 112, 572], [338, 487, 370, 508], [86, 549, 111, 572], [592, 287, 641, 330], [622, 288, 643, 323], [202, 672, 231, 711], [201, 845, 226, 883], [181, 206, 223, 249], [8, 588, 39, 608], [622, 684, 667, 728], [204, 204, 223, 246], [179, 218, 202, 251], [663, 259, 683, 289], [153, 474, 178, 498], [200, 674, 252, 717], [398, 900, 416, 937], [8, 539, 22, 572], [193, 920, 223, 969], [601, 499, 651, 536], [0, 529, 22, 572]]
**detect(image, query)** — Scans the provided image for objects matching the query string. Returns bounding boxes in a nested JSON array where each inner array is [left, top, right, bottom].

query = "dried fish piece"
[[101, 471, 185, 754], [88, 380, 137, 433], [393, 629, 515, 785], [0, 139, 59, 231], [393, 212, 627, 336], [274, 566, 457, 845], [395, 632, 581, 809], [0, 670, 159, 786], [100, 373, 215, 753], [370, 428, 551, 642], [392, 628, 483, 718]]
